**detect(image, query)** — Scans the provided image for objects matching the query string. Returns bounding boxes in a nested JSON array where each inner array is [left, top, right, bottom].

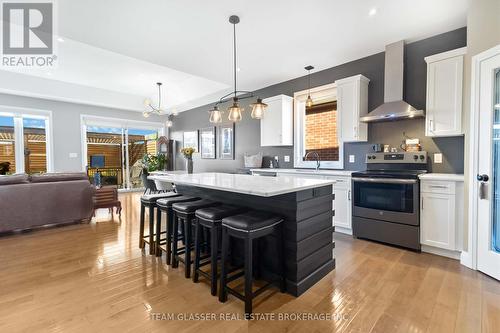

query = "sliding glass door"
[[0, 111, 52, 174], [0, 115, 16, 174], [127, 128, 158, 189], [86, 126, 126, 189], [82, 116, 163, 191]]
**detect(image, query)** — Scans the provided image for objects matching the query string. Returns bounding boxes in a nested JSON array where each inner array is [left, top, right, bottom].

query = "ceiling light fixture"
[[143, 82, 165, 118], [208, 15, 267, 123], [369, 8, 377, 16], [305, 65, 314, 108]]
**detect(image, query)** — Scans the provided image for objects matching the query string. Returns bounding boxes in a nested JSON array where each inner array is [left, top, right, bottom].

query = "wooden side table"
[[93, 186, 122, 217]]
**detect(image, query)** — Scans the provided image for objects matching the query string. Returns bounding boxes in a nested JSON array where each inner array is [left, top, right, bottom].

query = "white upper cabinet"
[[335, 75, 369, 142], [424, 47, 467, 137], [260, 94, 293, 146]]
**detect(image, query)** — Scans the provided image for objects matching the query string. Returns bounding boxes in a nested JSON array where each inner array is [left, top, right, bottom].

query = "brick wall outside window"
[[304, 107, 339, 161]]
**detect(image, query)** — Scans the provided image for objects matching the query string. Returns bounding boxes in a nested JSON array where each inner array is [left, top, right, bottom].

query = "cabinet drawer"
[[421, 181, 455, 194]]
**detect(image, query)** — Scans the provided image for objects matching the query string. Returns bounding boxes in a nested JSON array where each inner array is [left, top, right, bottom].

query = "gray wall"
[[171, 27, 466, 174], [0, 93, 165, 172]]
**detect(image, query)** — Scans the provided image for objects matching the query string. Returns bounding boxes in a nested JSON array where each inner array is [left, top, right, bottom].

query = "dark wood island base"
[[175, 184, 335, 297]]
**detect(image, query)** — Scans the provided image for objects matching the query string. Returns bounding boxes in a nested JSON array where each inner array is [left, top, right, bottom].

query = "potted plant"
[[180, 147, 195, 174], [141, 153, 167, 173]]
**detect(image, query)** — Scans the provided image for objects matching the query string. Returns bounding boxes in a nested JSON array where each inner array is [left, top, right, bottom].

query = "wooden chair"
[[93, 186, 122, 217]]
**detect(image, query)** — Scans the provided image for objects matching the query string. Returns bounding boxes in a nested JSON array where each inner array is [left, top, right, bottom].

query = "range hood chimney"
[[360, 40, 424, 122]]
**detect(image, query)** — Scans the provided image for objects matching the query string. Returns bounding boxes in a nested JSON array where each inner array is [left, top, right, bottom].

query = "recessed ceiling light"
[[369, 8, 377, 16], [57, 37, 64, 43], [46, 72, 53, 76], [237, 67, 241, 72]]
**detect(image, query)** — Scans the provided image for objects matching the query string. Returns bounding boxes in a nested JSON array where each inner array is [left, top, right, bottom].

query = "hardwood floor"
[[0, 192, 498, 332]]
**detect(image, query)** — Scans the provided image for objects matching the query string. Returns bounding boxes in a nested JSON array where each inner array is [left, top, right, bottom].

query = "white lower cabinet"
[[326, 176, 352, 235], [420, 179, 464, 258]]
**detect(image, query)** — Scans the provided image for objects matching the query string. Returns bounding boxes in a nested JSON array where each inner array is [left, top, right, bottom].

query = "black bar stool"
[[139, 192, 180, 255], [156, 195, 200, 264], [219, 210, 286, 316], [172, 199, 220, 278], [193, 205, 247, 296]]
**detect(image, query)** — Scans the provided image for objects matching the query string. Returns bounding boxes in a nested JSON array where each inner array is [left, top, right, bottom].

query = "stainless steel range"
[[351, 152, 428, 251]]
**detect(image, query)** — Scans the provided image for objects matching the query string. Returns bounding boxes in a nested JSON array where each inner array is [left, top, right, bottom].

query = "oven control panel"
[[366, 152, 427, 164]]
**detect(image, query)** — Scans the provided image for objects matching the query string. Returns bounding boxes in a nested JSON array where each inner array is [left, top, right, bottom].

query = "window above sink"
[[294, 83, 343, 169]]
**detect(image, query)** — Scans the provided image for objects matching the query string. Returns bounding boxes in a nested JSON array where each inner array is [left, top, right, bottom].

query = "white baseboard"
[[422, 245, 461, 260], [460, 250, 473, 269], [334, 226, 352, 235]]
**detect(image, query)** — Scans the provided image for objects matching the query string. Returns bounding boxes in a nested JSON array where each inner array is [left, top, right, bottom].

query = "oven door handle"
[[352, 177, 418, 184]]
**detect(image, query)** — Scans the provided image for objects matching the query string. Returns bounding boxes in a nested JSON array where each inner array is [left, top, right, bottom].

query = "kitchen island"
[[150, 172, 335, 296]]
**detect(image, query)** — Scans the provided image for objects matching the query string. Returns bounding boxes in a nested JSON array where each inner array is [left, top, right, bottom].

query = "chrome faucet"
[[304, 151, 321, 170]]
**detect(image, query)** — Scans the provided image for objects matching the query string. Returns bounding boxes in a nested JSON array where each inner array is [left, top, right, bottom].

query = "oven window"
[[353, 182, 414, 213]]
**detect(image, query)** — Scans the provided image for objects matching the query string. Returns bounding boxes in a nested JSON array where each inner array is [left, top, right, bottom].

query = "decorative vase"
[[186, 158, 193, 174]]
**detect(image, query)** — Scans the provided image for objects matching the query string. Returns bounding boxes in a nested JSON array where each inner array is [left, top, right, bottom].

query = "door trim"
[[465, 43, 500, 270]]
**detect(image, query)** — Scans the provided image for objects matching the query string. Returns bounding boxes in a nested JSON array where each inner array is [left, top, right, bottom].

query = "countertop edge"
[[149, 174, 336, 197], [418, 173, 464, 182]]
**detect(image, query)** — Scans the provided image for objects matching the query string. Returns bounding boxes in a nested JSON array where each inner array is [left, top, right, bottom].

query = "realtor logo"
[[1, 0, 57, 67]]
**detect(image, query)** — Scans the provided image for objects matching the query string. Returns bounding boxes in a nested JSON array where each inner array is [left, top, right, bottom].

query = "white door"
[[477, 49, 500, 280]]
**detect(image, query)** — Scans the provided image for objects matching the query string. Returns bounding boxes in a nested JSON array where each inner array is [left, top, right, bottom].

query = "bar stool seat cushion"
[[222, 211, 283, 232], [195, 205, 246, 221], [141, 192, 179, 204], [172, 199, 219, 213], [157, 195, 199, 209]]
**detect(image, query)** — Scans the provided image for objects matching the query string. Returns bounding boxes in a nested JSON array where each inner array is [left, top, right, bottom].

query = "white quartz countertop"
[[149, 172, 335, 197], [419, 173, 464, 181], [250, 168, 353, 177]]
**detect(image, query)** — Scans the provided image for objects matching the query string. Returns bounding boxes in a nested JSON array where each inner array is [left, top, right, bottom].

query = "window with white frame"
[[0, 108, 53, 174], [294, 83, 343, 169]]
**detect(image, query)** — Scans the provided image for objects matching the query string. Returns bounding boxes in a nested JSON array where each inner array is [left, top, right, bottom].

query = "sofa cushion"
[[0, 174, 29, 185], [30, 172, 89, 183]]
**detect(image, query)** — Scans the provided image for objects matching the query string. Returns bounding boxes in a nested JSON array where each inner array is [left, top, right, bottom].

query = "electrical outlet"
[[69, 153, 78, 158], [434, 153, 443, 163], [284, 155, 290, 162], [349, 155, 355, 163]]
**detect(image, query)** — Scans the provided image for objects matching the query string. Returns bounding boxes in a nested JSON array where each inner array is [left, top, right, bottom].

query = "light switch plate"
[[349, 155, 355, 163], [284, 155, 290, 162], [434, 153, 443, 163], [69, 153, 78, 158]]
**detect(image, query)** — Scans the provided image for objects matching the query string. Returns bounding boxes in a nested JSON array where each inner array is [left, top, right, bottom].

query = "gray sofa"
[[0, 173, 94, 233]]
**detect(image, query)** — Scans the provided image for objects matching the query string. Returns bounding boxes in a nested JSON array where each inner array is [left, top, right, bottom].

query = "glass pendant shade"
[[209, 106, 223, 123], [166, 120, 173, 127], [144, 98, 152, 107], [142, 111, 150, 118], [306, 95, 313, 108], [227, 102, 243, 122], [250, 98, 268, 119]]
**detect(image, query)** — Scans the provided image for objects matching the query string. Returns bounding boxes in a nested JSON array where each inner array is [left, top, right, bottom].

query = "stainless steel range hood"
[[360, 40, 424, 123]]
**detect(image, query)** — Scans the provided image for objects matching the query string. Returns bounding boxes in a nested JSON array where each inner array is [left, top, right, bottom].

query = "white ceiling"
[[0, 0, 467, 114]]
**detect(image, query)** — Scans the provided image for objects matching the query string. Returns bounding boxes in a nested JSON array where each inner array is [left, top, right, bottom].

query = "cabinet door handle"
[[429, 119, 434, 132], [429, 185, 448, 189], [348, 190, 351, 201], [421, 197, 424, 210], [353, 126, 357, 138]]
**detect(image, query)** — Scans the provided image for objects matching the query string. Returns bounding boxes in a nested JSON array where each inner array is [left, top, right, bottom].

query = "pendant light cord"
[[308, 70, 311, 95], [233, 22, 237, 98], [158, 83, 161, 110]]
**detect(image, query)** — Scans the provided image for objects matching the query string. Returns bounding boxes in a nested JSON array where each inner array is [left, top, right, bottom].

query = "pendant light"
[[208, 15, 267, 123], [305, 65, 314, 108], [143, 82, 165, 117], [250, 98, 267, 119]]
